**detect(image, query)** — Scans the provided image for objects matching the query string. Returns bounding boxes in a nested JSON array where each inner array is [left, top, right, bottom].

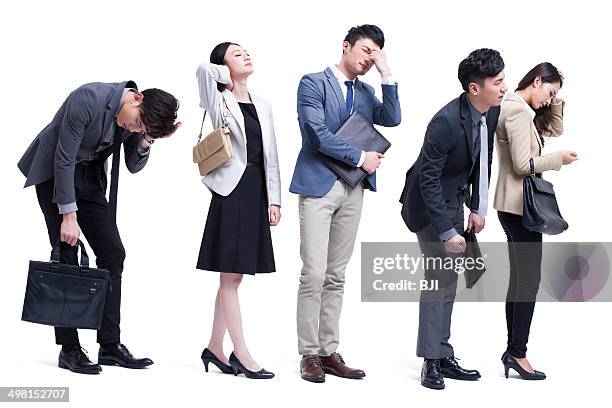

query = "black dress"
[[196, 102, 275, 274]]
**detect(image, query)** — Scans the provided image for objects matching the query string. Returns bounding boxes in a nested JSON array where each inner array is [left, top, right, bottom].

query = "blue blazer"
[[289, 67, 401, 197]]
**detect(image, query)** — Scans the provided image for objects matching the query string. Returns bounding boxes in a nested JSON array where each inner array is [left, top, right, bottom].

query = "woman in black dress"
[[195, 42, 282, 379]]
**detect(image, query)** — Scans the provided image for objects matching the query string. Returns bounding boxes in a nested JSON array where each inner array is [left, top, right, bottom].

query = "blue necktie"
[[344, 80, 353, 117]]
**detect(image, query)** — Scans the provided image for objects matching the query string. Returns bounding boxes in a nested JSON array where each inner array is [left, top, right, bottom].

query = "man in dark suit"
[[399, 49, 507, 389], [18, 81, 180, 374]]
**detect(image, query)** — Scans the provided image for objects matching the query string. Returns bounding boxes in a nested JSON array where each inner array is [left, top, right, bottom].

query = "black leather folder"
[[323, 111, 391, 188]]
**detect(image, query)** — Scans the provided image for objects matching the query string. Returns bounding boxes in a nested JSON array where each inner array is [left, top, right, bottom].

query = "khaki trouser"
[[296, 180, 364, 356]]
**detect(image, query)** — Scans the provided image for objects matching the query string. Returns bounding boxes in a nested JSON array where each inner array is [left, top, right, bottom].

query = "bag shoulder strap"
[[197, 98, 230, 142], [529, 158, 535, 176], [197, 110, 208, 141]]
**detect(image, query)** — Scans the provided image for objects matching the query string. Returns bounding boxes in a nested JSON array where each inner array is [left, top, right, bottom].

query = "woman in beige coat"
[[494, 63, 577, 380]]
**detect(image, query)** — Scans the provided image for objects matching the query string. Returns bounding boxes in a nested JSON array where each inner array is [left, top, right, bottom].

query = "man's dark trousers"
[[416, 203, 465, 359], [35, 158, 125, 346]]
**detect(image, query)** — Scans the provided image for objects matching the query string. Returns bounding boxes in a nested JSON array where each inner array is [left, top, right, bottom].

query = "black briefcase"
[[462, 229, 486, 289], [522, 158, 568, 235], [323, 111, 391, 188], [22, 240, 110, 330]]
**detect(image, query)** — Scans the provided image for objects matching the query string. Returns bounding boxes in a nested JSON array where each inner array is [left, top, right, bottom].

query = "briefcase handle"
[[50, 239, 90, 268]]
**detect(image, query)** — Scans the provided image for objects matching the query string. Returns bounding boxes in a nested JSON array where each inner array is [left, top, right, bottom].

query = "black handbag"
[[522, 158, 568, 235], [462, 229, 486, 288], [22, 240, 110, 330]]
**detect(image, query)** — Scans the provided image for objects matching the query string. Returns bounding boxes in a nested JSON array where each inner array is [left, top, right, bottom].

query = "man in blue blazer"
[[291, 25, 401, 383], [399, 49, 507, 389]]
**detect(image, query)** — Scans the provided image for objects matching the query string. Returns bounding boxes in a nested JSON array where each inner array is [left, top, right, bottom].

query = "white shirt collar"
[[330, 65, 355, 85], [115, 88, 137, 119]]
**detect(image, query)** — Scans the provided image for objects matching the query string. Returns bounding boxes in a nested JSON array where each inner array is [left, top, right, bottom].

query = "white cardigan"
[[196, 62, 281, 206]]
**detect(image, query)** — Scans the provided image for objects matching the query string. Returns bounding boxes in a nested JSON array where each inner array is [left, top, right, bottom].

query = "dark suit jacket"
[[18, 81, 149, 208], [289, 67, 401, 197], [399, 93, 500, 236]]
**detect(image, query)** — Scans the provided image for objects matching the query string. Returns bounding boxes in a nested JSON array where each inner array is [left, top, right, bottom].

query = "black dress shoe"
[[421, 359, 445, 390], [501, 351, 509, 362], [201, 348, 233, 374], [502, 354, 546, 380], [98, 343, 153, 369], [229, 352, 274, 379], [58, 347, 102, 375], [439, 357, 481, 380]]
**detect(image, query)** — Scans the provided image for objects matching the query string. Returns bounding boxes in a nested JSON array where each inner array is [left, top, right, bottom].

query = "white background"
[[0, 0, 609, 406]]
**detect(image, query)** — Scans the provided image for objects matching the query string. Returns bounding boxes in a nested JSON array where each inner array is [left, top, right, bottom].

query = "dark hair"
[[140, 89, 179, 138], [458, 48, 505, 92], [344, 24, 385, 49], [516, 62, 563, 141], [210, 42, 240, 92]]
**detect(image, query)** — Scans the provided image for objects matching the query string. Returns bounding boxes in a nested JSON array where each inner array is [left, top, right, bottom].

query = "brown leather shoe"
[[319, 353, 365, 379], [300, 355, 325, 383]]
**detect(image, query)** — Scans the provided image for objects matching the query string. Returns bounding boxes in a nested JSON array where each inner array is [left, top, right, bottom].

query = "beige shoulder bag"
[[193, 99, 233, 176]]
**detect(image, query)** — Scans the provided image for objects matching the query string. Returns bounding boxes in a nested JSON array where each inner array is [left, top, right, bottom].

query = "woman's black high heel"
[[229, 352, 274, 379], [502, 353, 546, 380], [201, 348, 234, 374]]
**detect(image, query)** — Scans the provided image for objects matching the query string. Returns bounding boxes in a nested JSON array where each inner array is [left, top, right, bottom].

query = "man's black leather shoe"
[[439, 357, 481, 380], [98, 343, 153, 369], [58, 347, 102, 374], [421, 359, 445, 390]]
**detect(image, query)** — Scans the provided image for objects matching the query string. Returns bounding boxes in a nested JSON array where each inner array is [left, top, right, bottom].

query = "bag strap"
[[529, 158, 535, 176], [197, 110, 208, 142], [197, 98, 230, 142], [51, 239, 90, 267]]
